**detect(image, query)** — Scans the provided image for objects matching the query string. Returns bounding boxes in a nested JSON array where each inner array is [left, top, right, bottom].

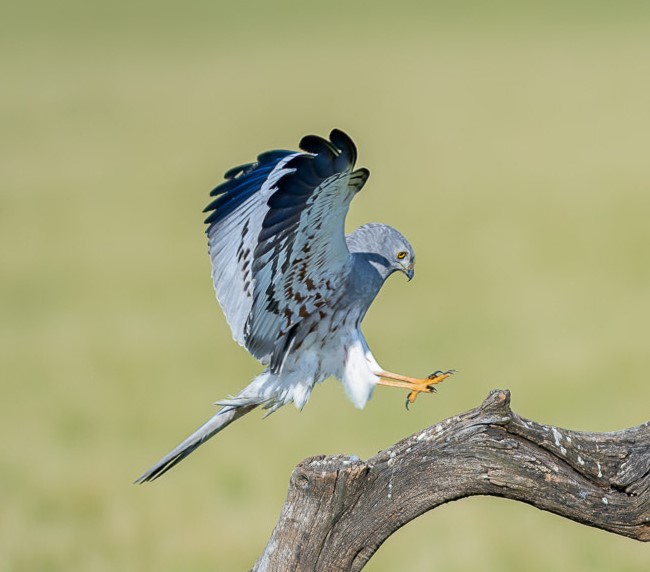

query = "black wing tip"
[[299, 134, 336, 156], [257, 149, 294, 164], [354, 167, 370, 183], [222, 150, 293, 182], [203, 130, 359, 231], [329, 129, 357, 163], [329, 128, 352, 146], [223, 162, 253, 180], [205, 149, 296, 229], [297, 128, 358, 173]]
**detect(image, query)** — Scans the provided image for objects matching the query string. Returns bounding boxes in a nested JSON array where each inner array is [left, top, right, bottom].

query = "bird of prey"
[[136, 129, 452, 483]]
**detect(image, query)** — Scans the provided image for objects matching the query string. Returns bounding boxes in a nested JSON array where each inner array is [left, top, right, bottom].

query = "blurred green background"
[[2, 1, 649, 570]]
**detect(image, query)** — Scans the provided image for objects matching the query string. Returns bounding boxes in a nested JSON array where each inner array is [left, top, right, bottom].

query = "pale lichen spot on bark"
[[551, 427, 567, 455]]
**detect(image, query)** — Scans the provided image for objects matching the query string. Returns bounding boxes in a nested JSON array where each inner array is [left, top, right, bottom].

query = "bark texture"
[[254, 389, 650, 571]]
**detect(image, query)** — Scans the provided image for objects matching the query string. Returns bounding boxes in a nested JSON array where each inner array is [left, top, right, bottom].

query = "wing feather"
[[245, 130, 369, 368], [204, 151, 299, 348], [203, 130, 369, 368]]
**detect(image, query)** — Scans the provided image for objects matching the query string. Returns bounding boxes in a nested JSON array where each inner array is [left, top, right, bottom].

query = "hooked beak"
[[404, 264, 415, 281]]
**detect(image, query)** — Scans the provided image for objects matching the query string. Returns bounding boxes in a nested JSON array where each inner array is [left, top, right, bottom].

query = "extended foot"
[[375, 369, 456, 409], [406, 370, 455, 408]]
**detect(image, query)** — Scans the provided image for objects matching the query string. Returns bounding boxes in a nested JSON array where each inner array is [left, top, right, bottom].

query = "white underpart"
[[221, 326, 380, 412], [341, 337, 380, 409]]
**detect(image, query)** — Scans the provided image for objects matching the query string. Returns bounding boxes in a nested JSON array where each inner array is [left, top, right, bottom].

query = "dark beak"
[[406, 267, 414, 281]]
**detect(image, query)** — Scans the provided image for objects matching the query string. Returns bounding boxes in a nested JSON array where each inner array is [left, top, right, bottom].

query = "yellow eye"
[[397, 251, 407, 260]]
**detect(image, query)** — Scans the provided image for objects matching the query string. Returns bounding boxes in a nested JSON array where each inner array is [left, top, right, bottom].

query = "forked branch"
[[254, 390, 650, 571]]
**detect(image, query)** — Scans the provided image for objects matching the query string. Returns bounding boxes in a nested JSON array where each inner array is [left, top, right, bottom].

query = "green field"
[[2, 1, 649, 570]]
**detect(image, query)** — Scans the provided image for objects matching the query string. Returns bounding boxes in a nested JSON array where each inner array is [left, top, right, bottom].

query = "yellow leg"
[[377, 369, 455, 407]]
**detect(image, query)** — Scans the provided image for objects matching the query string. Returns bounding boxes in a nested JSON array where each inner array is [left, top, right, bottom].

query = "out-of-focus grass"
[[2, 2, 649, 570]]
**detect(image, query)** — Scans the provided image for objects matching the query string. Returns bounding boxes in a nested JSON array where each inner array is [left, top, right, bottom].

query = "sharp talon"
[[378, 369, 452, 405], [427, 369, 456, 381], [405, 396, 411, 410]]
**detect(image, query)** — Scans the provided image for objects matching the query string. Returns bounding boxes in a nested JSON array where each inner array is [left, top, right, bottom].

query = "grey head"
[[346, 223, 415, 282]]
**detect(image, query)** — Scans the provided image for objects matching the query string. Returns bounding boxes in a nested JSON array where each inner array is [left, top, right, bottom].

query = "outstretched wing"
[[204, 129, 369, 368], [204, 150, 299, 348]]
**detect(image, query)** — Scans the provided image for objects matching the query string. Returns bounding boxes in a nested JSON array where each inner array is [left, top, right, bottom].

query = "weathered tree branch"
[[254, 389, 650, 571]]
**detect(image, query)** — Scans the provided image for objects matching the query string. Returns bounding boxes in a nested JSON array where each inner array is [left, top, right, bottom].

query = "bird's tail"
[[134, 404, 257, 483]]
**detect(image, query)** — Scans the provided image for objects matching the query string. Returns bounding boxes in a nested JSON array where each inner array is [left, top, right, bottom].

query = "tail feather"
[[134, 404, 257, 483]]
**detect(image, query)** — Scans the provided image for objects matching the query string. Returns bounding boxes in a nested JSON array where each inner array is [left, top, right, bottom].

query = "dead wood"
[[254, 389, 650, 571]]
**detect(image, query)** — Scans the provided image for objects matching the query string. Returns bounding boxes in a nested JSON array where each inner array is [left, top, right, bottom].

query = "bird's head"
[[347, 223, 415, 281]]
